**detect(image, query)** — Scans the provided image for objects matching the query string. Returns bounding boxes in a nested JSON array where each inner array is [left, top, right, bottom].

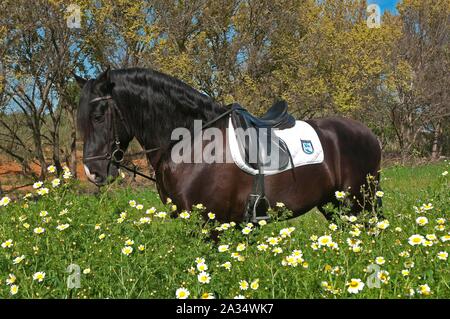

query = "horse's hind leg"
[[318, 206, 333, 222], [317, 199, 340, 222], [374, 183, 384, 218]]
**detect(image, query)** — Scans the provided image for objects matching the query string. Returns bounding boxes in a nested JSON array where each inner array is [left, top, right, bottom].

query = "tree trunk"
[[431, 121, 442, 160], [31, 116, 47, 179], [52, 128, 63, 175], [69, 108, 78, 178]]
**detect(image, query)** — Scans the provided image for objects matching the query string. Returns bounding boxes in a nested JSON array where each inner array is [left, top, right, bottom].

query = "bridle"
[[82, 94, 235, 183], [83, 95, 160, 182]]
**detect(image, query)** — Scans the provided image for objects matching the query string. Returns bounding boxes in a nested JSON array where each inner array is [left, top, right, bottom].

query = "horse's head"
[[75, 68, 132, 186]]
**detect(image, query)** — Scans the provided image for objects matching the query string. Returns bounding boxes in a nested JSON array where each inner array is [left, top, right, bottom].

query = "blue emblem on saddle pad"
[[301, 140, 314, 155]]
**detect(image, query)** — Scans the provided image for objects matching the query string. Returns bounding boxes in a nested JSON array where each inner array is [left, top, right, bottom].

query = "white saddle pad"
[[228, 117, 324, 175]]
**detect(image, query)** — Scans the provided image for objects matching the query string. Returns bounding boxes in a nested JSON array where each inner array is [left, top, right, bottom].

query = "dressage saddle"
[[229, 101, 295, 223], [233, 100, 295, 130], [230, 101, 295, 171]]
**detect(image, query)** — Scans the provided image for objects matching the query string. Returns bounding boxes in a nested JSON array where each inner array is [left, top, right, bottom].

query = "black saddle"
[[234, 100, 295, 130], [228, 101, 295, 223], [230, 101, 295, 171]]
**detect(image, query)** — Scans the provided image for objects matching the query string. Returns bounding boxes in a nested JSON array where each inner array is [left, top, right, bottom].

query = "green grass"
[[0, 161, 449, 299]]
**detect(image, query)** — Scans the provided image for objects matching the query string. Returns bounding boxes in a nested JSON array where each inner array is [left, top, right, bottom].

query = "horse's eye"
[[93, 114, 104, 123]]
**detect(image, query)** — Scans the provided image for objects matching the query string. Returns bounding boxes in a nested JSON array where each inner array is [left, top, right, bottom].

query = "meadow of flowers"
[[0, 162, 448, 299]]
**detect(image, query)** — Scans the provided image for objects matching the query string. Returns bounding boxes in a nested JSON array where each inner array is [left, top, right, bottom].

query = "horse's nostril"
[[94, 175, 105, 184], [84, 165, 97, 183]]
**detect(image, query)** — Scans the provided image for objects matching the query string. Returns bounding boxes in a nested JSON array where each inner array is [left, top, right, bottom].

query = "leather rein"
[[83, 95, 234, 183]]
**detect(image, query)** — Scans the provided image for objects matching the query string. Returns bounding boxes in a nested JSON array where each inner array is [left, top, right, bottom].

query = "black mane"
[[78, 67, 226, 147]]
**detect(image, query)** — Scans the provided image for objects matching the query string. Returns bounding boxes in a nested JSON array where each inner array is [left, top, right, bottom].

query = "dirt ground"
[[0, 154, 153, 194]]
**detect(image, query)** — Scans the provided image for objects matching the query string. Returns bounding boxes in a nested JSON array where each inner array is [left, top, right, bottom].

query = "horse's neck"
[[130, 100, 222, 170]]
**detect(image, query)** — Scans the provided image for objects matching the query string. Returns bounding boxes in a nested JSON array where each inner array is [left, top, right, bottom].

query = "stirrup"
[[248, 194, 270, 223]]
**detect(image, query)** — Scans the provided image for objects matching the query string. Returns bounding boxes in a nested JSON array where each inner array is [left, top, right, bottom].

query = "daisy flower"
[[0, 196, 11, 206], [220, 262, 232, 271], [375, 256, 386, 265], [375, 191, 384, 198], [176, 288, 190, 299], [408, 234, 425, 246], [272, 247, 283, 255], [10, 285, 19, 295], [335, 191, 346, 200], [377, 270, 390, 284], [51, 178, 60, 187], [6, 274, 16, 285], [63, 171, 72, 179], [13, 255, 25, 264], [32, 272, 46, 282], [250, 279, 260, 290], [121, 246, 133, 256], [56, 224, 70, 231], [33, 181, 43, 189], [329, 223, 338, 231], [437, 251, 448, 261], [257, 243, 269, 251], [416, 216, 429, 226], [156, 212, 167, 218], [207, 212, 215, 220], [239, 280, 249, 290], [218, 245, 229, 252], [179, 211, 190, 219], [349, 216, 357, 223], [201, 292, 215, 299], [242, 227, 252, 235], [376, 220, 390, 230], [417, 284, 431, 296], [197, 271, 211, 284], [317, 235, 333, 247], [258, 220, 267, 226], [47, 165, 56, 173], [1, 239, 13, 249], [266, 237, 280, 246], [197, 262, 208, 272], [37, 188, 49, 196], [346, 278, 364, 294], [34, 227, 45, 235], [279, 227, 295, 238]]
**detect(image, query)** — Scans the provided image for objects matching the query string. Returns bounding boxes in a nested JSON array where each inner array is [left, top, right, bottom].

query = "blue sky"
[[368, 0, 401, 14]]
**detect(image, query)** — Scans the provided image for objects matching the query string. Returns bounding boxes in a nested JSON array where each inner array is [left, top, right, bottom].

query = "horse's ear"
[[96, 66, 114, 91], [73, 73, 87, 88]]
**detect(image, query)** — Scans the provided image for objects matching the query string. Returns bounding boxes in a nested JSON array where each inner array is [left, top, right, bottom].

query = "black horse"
[[76, 67, 381, 222]]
